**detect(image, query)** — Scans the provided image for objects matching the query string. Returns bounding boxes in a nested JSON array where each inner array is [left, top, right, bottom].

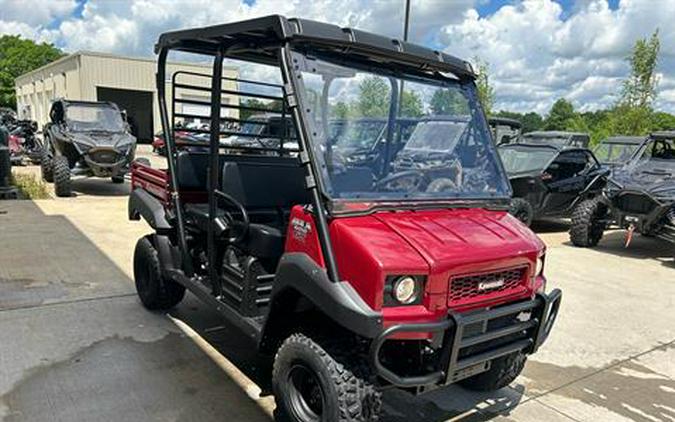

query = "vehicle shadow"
[[70, 177, 130, 197], [0, 200, 270, 422], [563, 230, 675, 266], [381, 383, 525, 421], [173, 296, 530, 421], [530, 218, 569, 233]]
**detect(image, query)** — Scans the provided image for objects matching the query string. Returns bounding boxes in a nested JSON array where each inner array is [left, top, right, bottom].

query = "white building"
[[15, 51, 238, 141]]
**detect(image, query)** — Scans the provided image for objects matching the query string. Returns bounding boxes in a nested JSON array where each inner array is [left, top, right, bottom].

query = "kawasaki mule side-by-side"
[[129, 16, 562, 422]]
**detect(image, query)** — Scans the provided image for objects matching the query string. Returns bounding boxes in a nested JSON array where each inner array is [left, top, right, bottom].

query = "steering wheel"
[[216, 192, 250, 244], [374, 170, 429, 193]]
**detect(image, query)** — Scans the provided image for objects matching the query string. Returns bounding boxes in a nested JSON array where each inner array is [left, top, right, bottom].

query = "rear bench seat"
[[176, 151, 309, 258]]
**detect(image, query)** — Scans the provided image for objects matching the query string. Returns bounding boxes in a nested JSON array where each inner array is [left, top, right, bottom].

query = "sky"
[[1, 0, 673, 115]]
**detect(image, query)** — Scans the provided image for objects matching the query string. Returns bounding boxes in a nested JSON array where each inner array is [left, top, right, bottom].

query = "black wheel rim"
[[287, 363, 325, 422]]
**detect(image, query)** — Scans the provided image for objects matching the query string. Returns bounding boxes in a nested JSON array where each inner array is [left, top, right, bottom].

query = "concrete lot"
[[1, 145, 674, 421]]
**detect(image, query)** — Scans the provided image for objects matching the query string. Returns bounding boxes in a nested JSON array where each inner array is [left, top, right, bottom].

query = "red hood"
[[331, 208, 544, 311]]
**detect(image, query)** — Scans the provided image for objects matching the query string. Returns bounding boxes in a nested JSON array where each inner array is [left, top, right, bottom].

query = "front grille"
[[449, 267, 527, 306], [615, 193, 657, 214], [88, 149, 120, 164]]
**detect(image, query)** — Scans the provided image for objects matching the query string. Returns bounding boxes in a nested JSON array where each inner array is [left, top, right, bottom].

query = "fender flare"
[[128, 189, 173, 234], [260, 253, 382, 349]]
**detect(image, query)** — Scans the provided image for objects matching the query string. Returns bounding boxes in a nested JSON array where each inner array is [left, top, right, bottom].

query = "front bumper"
[[369, 289, 562, 388], [81, 147, 134, 177]]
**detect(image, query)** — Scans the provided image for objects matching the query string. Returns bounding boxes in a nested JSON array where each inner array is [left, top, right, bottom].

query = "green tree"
[[474, 57, 495, 115], [239, 98, 267, 121], [521, 112, 545, 133], [611, 29, 662, 135], [0, 35, 64, 108], [332, 101, 351, 119], [544, 98, 576, 130], [651, 111, 675, 131], [430, 89, 468, 115], [400, 89, 423, 117], [357, 76, 390, 117], [620, 30, 660, 109]]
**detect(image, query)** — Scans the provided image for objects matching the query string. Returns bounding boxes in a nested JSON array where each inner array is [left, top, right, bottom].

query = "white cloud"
[[0, 0, 77, 26], [440, 0, 675, 113], [2, 0, 674, 114]]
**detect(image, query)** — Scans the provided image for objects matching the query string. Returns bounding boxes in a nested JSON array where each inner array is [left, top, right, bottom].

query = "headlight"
[[535, 254, 545, 276], [392, 276, 418, 305]]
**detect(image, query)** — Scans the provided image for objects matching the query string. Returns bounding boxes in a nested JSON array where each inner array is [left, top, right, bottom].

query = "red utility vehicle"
[[129, 16, 561, 422]]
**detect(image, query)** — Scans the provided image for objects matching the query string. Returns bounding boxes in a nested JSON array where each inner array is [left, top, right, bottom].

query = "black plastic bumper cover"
[[369, 289, 562, 388]]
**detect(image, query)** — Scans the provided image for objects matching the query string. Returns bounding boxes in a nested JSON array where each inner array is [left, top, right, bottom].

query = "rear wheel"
[[53, 155, 71, 197], [508, 198, 534, 226], [133, 236, 185, 310], [570, 197, 608, 247], [459, 352, 527, 391], [40, 146, 54, 182], [273, 333, 381, 422]]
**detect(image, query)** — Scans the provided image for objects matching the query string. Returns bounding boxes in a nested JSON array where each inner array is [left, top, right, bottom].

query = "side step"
[[165, 268, 263, 341], [220, 257, 275, 317]]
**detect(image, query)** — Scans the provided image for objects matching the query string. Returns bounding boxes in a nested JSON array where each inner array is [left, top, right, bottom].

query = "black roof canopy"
[[600, 135, 646, 145], [156, 15, 476, 80], [650, 131, 675, 140]]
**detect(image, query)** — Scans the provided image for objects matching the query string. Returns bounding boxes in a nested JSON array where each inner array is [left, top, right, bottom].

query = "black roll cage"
[[155, 16, 480, 285], [156, 42, 342, 282]]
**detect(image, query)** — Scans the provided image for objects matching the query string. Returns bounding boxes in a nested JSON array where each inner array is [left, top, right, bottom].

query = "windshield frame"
[[287, 48, 512, 212]]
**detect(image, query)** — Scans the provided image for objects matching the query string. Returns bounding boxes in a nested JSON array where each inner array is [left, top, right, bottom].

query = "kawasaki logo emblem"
[[478, 279, 505, 291]]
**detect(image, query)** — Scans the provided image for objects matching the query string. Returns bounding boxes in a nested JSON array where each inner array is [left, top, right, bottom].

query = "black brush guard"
[[369, 289, 562, 388]]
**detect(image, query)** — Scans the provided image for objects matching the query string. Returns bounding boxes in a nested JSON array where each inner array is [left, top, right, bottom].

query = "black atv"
[[498, 143, 608, 226], [41, 99, 137, 197], [570, 131, 675, 248]]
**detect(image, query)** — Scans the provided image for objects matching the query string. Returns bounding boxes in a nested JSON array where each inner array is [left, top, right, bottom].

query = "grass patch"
[[11, 173, 50, 199]]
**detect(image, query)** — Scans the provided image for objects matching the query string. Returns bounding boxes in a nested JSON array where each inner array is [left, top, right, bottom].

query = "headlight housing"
[[535, 254, 545, 276], [384, 275, 424, 306]]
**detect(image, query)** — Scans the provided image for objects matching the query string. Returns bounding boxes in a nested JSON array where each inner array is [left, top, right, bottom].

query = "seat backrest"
[[176, 151, 210, 190], [221, 155, 309, 209]]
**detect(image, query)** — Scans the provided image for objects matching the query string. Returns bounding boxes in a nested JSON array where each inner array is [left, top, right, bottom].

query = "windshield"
[[292, 51, 510, 205], [65, 104, 125, 132], [240, 120, 265, 135], [498, 146, 557, 174], [593, 142, 640, 164], [331, 119, 386, 150]]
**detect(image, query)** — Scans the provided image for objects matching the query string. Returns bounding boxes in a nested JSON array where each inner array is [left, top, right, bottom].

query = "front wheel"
[[508, 197, 534, 226], [53, 155, 71, 197], [133, 236, 185, 310], [111, 175, 125, 184], [41, 146, 54, 182], [273, 333, 381, 422], [570, 197, 608, 247], [459, 352, 526, 391]]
